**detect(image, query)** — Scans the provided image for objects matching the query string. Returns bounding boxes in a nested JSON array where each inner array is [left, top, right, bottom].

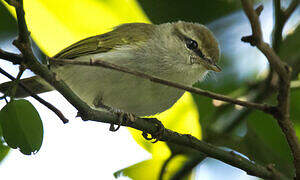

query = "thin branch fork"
[[50, 58, 276, 115], [272, 0, 299, 52], [241, 1, 290, 82], [282, 0, 299, 21], [241, 0, 300, 179]]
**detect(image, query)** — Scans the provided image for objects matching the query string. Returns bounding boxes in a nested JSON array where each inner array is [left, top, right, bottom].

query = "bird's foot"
[[109, 112, 124, 132], [109, 112, 136, 132], [142, 118, 165, 143]]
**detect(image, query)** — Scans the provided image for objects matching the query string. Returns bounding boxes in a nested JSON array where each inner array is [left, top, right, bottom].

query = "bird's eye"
[[186, 39, 198, 50]]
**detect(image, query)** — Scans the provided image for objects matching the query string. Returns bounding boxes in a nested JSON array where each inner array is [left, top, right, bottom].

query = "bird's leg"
[[142, 118, 165, 143], [109, 111, 124, 132], [109, 112, 136, 131], [93, 95, 135, 131]]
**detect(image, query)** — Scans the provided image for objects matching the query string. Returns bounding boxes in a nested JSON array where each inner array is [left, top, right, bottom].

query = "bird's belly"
[[55, 65, 185, 116], [101, 76, 184, 116]]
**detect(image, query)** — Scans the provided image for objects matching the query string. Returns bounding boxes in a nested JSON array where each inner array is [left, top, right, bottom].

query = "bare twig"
[[11, 0, 30, 46], [0, 67, 69, 123], [241, 2, 289, 81], [9, 65, 26, 98], [0, 49, 23, 64], [241, 0, 300, 179], [272, 0, 284, 52], [50, 58, 276, 115], [284, 0, 299, 22], [273, 0, 299, 52]]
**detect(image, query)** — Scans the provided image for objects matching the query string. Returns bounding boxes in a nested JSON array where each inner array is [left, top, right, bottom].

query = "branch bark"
[[0, 49, 23, 64]]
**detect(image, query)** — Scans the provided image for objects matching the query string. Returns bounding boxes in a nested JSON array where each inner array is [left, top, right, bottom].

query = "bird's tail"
[[0, 76, 54, 98]]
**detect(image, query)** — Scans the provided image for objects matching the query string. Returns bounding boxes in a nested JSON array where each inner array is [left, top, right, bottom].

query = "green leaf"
[[0, 99, 43, 155], [0, 122, 10, 163], [0, 142, 10, 163], [0, 122, 2, 137], [243, 111, 294, 178], [291, 88, 300, 125], [278, 24, 300, 62], [114, 155, 192, 180], [291, 90, 300, 156], [0, 2, 16, 39]]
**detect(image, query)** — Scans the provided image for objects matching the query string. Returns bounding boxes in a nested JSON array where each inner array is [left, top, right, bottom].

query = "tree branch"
[[0, 0, 292, 179], [12, 0, 30, 46], [284, 0, 299, 22], [0, 49, 23, 64], [82, 108, 286, 179], [241, 2, 289, 81], [50, 58, 276, 115], [273, 0, 299, 52], [241, 0, 300, 179]]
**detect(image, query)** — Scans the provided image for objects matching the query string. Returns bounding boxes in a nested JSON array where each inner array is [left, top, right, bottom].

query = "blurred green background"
[[0, 0, 300, 179]]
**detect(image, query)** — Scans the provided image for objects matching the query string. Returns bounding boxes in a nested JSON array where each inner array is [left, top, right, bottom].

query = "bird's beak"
[[209, 63, 222, 72], [201, 57, 222, 72], [197, 56, 222, 72]]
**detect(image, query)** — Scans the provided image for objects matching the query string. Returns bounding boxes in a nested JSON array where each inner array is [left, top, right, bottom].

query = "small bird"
[[0, 21, 221, 124]]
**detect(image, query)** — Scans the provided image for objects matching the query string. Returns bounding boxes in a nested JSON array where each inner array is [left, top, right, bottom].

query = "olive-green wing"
[[53, 23, 155, 59]]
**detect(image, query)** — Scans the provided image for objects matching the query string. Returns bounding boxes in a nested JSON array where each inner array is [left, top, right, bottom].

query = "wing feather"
[[53, 23, 155, 59]]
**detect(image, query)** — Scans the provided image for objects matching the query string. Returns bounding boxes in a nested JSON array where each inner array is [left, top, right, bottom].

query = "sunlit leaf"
[[0, 99, 43, 155], [1, 0, 150, 56], [114, 155, 192, 180]]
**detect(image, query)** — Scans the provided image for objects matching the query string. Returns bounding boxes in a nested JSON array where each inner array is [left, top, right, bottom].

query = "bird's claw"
[[109, 112, 135, 132], [109, 112, 124, 132], [142, 118, 165, 143]]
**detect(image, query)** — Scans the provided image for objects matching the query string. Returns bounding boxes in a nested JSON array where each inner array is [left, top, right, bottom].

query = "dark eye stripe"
[[193, 48, 205, 59], [173, 27, 208, 61]]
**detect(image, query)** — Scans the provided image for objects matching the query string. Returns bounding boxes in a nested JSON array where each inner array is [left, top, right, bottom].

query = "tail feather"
[[0, 76, 54, 98]]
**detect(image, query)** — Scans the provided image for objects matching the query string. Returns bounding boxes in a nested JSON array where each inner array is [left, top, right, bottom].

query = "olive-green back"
[[53, 23, 155, 59]]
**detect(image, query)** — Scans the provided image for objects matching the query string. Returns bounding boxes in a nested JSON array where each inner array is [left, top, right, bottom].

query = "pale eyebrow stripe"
[[172, 27, 208, 60]]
